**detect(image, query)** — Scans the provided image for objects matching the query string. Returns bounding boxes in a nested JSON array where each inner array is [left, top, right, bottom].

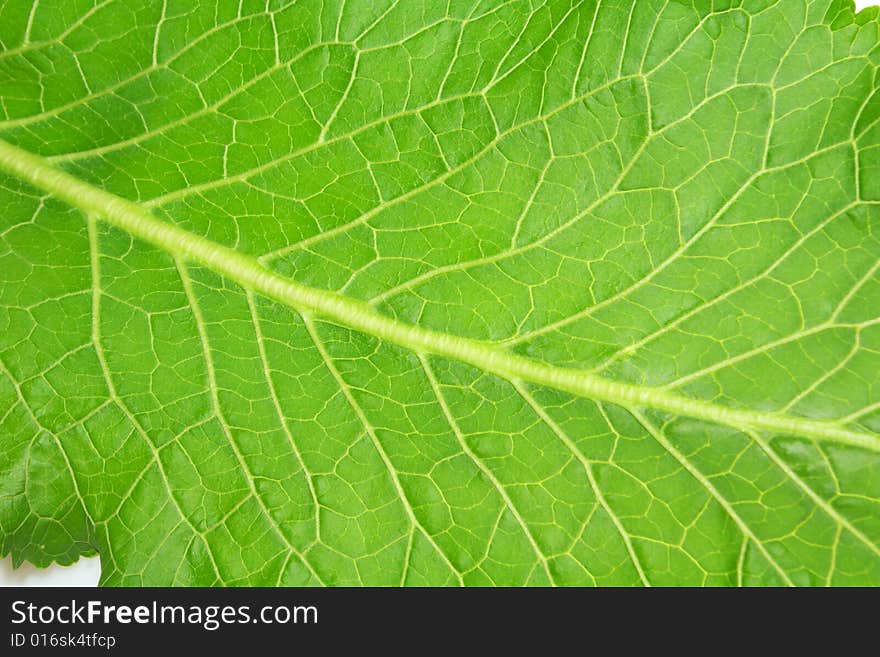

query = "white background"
[[2, 0, 878, 587]]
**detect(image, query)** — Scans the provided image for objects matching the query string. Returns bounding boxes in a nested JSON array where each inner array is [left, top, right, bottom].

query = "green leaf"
[[1, 0, 879, 586]]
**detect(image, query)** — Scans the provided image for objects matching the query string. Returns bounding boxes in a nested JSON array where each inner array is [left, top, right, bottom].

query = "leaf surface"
[[1, 0, 879, 586]]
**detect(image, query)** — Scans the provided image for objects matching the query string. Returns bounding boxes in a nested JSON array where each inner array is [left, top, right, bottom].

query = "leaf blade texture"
[[0, 0, 879, 586]]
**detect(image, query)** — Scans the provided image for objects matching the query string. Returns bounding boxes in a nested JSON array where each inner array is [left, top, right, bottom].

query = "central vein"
[[0, 138, 877, 452]]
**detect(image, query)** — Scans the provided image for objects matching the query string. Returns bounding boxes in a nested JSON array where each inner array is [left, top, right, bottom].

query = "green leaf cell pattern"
[[0, 0, 879, 586]]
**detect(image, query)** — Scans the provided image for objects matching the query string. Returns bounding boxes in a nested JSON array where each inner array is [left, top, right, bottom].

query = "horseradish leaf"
[[1, 0, 879, 585]]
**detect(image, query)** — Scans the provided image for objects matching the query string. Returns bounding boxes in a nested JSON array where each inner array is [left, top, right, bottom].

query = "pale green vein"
[[0, 138, 878, 454], [0, 10, 282, 129], [742, 428, 880, 559], [513, 381, 650, 585], [302, 316, 465, 585], [593, 201, 861, 374], [0, 359, 93, 536], [631, 410, 795, 587], [419, 354, 555, 585], [87, 216, 223, 583], [736, 536, 749, 587], [176, 259, 325, 586], [245, 290, 322, 550]]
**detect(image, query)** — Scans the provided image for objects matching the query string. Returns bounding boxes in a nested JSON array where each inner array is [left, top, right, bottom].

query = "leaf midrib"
[[0, 137, 877, 453]]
